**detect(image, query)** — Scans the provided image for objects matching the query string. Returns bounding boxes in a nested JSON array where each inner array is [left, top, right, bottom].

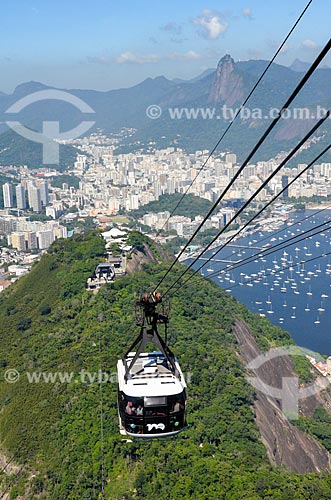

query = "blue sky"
[[0, 0, 329, 92]]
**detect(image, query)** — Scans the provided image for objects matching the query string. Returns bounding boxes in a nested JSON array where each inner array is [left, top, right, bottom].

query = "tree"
[[17, 317, 32, 331]]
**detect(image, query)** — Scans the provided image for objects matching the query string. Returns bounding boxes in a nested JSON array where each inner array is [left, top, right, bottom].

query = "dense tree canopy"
[[0, 231, 330, 499], [130, 193, 213, 220]]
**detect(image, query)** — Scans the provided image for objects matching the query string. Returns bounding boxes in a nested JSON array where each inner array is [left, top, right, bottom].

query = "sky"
[[0, 0, 330, 93]]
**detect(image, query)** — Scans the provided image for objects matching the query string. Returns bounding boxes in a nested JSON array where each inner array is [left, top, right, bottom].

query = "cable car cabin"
[[95, 263, 115, 282], [117, 292, 187, 438], [117, 351, 187, 438]]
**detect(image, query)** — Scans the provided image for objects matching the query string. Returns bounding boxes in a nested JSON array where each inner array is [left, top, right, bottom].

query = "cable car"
[[95, 263, 115, 282], [117, 292, 187, 438]]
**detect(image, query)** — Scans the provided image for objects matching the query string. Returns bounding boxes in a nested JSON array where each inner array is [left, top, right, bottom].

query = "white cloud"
[[114, 50, 205, 65], [193, 9, 228, 39], [301, 39, 320, 51], [112, 47, 223, 65], [116, 52, 160, 64], [242, 7, 253, 19], [167, 50, 203, 61]]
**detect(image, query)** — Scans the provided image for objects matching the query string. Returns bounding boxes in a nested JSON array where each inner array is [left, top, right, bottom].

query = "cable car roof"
[[117, 352, 186, 398]]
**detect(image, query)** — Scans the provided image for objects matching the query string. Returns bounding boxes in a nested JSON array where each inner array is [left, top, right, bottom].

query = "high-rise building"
[[27, 182, 35, 208], [28, 185, 42, 212], [25, 231, 38, 249], [225, 153, 237, 165], [46, 206, 57, 219], [53, 226, 67, 239], [129, 194, 139, 210], [16, 184, 27, 209], [0, 217, 17, 234], [39, 181, 49, 207], [3, 183, 13, 208], [10, 232, 26, 251], [281, 175, 289, 198], [37, 230, 54, 249]]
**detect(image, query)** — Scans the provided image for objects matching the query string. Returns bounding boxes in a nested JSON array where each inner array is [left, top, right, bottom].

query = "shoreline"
[[306, 203, 331, 210]]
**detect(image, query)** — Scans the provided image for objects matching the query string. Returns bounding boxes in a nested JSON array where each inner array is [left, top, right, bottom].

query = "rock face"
[[255, 394, 330, 473], [233, 318, 331, 473], [125, 242, 171, 273], [290, 58, 311, 72], [208, 54, 244, 105], [274, 118, 316, 141]]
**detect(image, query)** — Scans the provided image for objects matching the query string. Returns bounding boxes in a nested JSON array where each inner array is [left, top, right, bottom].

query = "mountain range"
[[0, 54, 330, 166]]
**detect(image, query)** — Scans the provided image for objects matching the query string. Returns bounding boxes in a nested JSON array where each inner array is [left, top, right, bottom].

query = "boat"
[[318, 301, 325, 313]]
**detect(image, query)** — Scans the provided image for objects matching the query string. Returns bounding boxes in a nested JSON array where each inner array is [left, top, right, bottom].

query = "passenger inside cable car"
[[118, 392, 186, 435]]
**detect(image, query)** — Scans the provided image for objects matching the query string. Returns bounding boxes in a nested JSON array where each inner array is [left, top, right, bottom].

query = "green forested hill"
[[1, 232, 331, 499], [131, 193, 213, 220], [0, 129, 79, 171]]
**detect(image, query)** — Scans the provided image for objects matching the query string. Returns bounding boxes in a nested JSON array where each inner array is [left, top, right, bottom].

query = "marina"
[[193, 210, 331, 355]]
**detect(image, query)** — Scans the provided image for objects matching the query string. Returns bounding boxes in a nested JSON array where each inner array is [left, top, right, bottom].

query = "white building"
[[46, 206, 57, 219], [9, 232, 26, 251], [3, 183, 13, 208], [28, 184, 42, 212], [37, 230, 55, 249], [16, 184, 27, 209], [39, 181, 49, 207]]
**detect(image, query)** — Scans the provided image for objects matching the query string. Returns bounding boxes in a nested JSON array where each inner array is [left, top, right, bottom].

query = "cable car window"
[[168, 393, 186, 413], [122, 396, 144, 416], [144, 396, 166, 406]]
